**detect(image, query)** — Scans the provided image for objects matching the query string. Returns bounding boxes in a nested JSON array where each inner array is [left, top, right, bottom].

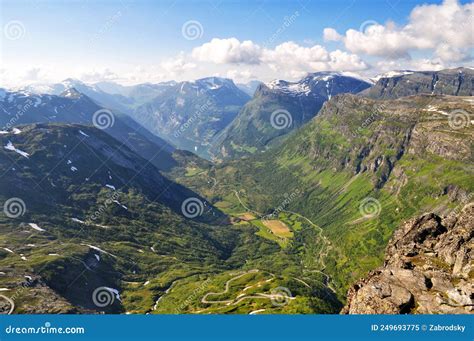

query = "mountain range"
[[210, 72, 372, 159], [22, 78, 251, 159], [0, 87, 179, 171], [175, 92, 473, 302], [19, 67, 472, 161], [0, 67, 472, 315], [363, 67, 474, 99], [129, 77, 250, 159]]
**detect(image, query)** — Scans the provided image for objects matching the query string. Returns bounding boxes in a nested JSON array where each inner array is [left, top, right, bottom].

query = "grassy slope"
[[175, 94, 474, 300], [0, 123, 339, 314]]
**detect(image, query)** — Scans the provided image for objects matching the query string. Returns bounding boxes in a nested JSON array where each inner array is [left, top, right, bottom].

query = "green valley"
[[0, 74, 472, 316], [173, 94, 474, 300]]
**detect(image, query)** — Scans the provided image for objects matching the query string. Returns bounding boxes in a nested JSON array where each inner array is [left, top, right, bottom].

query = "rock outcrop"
[[342, 204, 473, 314], [361, 67, 474, 99]]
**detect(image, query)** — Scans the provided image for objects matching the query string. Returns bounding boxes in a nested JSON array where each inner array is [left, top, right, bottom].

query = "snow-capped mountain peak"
[[372, 70, 415, 82], [266, 79, 312, 96], [61, 78, 85, 87], [265, 71, 372, 98], [265, 72, 337, 97], [177, 77, 240, 95], [196, 77, 236, 91], [60, 87, 83, 99]]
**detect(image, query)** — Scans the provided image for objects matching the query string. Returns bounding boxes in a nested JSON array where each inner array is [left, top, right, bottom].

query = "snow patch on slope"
[[4, 141, 29, 158], [372, 70, 414, 82], [28, 223, 45, 232]]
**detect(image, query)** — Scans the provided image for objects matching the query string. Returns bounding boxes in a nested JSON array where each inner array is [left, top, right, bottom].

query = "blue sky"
[[1, 0, 473, 86]]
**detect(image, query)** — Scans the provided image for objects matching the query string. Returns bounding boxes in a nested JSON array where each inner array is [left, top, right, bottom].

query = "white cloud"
[[80, 69, 119, 83], [409, 58, 445, 71], [190, 39, 368, 79], [323, 28, 342, 42], [23, 67, 42, 81], [408, 0, 473, 52], [263, 42, 329, 68], [226, 69, 256, 83], [324, 0, 473, 62], [434, 44, 468, 63], [343, 23, 418, 59], [328, 50, 368, 71], [161, 53, 196, 74], [375, 58, 445, 74], [191, 38, 262, 64], [262, 42, 367, 76]]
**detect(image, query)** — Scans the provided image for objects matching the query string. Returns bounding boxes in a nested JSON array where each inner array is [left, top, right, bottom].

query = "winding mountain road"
[[201, 269, 261, 304], [284, 210, 337, 294], [0, 295, 14, 314], [232, 193, 338, 296], [200, 269, 295, 308], [233, 190, 263, 217]]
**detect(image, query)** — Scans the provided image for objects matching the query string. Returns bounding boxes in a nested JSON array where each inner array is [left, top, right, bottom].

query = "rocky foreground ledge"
[[342, 204, 473, 314]]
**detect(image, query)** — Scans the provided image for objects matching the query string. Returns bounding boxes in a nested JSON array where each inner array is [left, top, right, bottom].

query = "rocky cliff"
[[342, 204, 473, 314], [361, 67, 474, 99]]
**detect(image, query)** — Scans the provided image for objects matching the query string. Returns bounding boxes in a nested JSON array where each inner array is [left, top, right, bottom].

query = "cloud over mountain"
[[190, 38, 368, 79], [2, 0, 472, 87], [324, 0, 473, 62], [192, 38, 262, 64]]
